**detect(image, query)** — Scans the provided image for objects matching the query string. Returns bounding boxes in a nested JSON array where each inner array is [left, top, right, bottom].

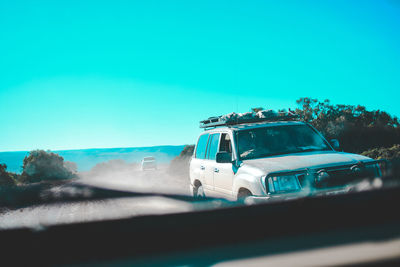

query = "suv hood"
[[242, 151, 373, 174]]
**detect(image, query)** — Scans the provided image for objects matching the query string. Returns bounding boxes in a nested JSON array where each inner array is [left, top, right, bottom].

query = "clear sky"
[[1, 0, 399, 151]]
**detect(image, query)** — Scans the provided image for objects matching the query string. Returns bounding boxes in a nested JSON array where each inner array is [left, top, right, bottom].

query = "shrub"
[[361, 144, 400, 160], [295, 98, 400, 153], [168, 145, 195, 177], [19, 150, 76, 183], [0, 164, 17, 186]]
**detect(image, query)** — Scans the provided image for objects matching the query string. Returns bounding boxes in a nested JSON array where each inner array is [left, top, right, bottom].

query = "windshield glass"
[[238, 124, 331, 160], [2, 4, 400, 266]]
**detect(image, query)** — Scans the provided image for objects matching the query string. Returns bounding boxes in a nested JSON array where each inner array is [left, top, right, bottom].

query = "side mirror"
[[216, 152, 232, 163], [330, 139, 340, 150]]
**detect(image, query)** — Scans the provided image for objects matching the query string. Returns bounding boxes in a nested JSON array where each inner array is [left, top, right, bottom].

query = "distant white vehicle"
[[141, 156, 157, 171]]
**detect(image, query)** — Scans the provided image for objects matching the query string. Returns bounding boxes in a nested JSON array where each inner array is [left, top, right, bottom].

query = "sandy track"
[[0, 168, 193, 230], [79, 165, 191, 195]]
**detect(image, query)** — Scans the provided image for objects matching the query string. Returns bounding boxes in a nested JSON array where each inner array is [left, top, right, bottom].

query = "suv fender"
[[189, 168, 203, 187], [233, 173, 266, 198]]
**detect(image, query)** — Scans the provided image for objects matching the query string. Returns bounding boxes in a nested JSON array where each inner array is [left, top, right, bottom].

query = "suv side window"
[[219, 133, 232, 153], [195, 134, 210, 159], [207, 133, 220, 160]]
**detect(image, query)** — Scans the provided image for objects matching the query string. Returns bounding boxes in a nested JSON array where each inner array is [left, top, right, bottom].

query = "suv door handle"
[[200, 166, 205, 170], [214, 168, 219, 173]]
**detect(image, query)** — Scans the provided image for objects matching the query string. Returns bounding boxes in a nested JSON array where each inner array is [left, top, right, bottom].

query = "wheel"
[[237, 189, 252, 204], [194, 184, 205, 199]]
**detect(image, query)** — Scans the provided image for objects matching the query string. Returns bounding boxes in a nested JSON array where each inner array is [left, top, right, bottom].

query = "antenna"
[[235, 95, 238, 113]]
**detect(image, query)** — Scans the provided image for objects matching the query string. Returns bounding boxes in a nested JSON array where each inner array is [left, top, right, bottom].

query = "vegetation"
[[19, 150, 77, 183], [0, 164, 17, 186], [294, 98, 400, 153], [168, 145, 195, 177], [361, 144, 400, 160], [361, 145, 400, 177]]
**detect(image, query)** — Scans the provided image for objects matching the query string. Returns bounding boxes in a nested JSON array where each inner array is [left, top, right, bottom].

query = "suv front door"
[[213, 133, 235, 198]]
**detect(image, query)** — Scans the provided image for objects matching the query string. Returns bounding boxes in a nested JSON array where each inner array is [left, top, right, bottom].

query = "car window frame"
[[194, 133, 210, 159], [236, 124, 333, 160], [207, 133, 221, 160]]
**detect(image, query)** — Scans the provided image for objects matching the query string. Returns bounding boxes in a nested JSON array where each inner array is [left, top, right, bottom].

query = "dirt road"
[[0, 167, 193, 229], [79, 165, 191, 196]]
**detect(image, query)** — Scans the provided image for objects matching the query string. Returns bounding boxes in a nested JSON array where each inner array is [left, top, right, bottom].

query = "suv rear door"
[[191, 133, 210, 190], [203, 133, 220, 194]]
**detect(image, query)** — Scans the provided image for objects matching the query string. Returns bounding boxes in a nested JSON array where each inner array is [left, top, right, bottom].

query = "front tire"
[[237, 189, 252, 204], [194, 184, 205, 199]]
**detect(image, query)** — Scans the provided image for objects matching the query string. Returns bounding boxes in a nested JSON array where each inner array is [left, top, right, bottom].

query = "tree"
[[0, 164, 16, 186], [251, 107, 264, 113], [64, 161, 78, 174], [295, 98, 400, 153], [168, 145, 195, 177], [361, 144, 400, 160], [19, 150, 77, 183]]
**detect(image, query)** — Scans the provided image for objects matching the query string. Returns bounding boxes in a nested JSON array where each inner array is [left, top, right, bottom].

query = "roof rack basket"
[[200, 110, 299, 129]]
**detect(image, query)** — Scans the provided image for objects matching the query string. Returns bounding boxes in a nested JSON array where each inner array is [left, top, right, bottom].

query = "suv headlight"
[[267, 174, 301, 194]]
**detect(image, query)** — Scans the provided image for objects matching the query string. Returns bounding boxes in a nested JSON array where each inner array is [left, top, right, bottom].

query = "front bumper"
[[246, 177, 383, 205]]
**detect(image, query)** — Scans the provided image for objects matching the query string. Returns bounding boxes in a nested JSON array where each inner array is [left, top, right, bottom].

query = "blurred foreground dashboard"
[[0, 178, 400, 267]]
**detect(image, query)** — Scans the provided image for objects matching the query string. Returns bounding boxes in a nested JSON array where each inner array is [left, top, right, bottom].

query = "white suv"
[[189, 112, 382, 201], [141, 156, 157, 171]]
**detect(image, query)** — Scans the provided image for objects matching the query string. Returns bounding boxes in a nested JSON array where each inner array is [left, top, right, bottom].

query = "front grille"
[[313, 164, 379, 189], [320, 168, 359, 188], [266, 162, 381, 193]]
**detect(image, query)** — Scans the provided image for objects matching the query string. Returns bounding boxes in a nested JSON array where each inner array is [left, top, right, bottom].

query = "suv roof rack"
[[200, 110, 299, 129]]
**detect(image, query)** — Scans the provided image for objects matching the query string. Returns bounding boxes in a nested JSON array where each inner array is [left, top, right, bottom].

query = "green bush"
[[295, 98, 400, 153], [361, 144, 400, 160], [19, 150, 76, 183], [0, 164, 17, 186], [168, 145, 195, 177]]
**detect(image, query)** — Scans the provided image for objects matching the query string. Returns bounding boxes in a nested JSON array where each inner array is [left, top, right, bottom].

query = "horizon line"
[[0, 144, 193, 153]]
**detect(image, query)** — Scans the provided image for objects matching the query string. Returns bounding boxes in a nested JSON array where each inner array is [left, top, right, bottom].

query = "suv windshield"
[[237, 124, 332, 160]]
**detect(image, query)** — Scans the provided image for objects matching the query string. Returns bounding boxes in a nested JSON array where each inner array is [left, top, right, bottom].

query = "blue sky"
[[1, 0, 399, 151]]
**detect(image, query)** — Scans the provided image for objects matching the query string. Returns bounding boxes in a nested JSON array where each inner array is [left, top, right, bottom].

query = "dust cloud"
[[78, 159, 191, 196]]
